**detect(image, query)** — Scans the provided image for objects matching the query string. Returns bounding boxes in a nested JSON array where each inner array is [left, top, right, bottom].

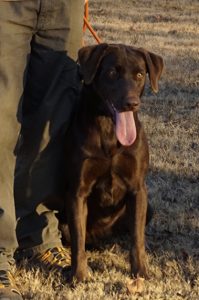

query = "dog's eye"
[[107, 68, 118, 80], [136, 72, 144, 79]]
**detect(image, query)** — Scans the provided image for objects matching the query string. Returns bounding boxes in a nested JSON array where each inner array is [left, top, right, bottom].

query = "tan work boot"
[[30, 246, 71, 273], [0, 270, 22, 300]]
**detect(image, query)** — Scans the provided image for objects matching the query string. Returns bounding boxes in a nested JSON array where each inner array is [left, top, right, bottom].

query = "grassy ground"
[[15, 1, 199, 299]]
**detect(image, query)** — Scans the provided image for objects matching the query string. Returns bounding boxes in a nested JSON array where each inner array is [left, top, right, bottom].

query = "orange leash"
[[83, 0, 101, 44]]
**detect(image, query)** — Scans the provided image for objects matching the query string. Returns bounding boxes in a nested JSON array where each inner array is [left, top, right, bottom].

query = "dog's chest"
[[91, 169, 127, 207], [80, 117, 135, 207]]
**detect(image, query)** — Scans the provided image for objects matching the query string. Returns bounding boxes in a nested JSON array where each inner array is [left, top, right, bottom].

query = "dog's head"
[[78, 43, 164, 146]]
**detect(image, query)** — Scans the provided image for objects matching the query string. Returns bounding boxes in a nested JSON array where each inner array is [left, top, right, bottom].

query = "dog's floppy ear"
[[78, 43, 109, 84], [139, 48, 164, 93]]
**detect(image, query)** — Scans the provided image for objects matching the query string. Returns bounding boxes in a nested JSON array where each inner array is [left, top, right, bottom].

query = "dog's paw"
[[131, 263, 149, 279], [70, 266, 92, 283], [130, 249, 149, 279]]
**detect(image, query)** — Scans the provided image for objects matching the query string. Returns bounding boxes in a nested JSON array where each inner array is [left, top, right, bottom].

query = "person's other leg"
[[15, 0, 84, 256], [0, 0, 36, 272], [36, 0, 84, 59]]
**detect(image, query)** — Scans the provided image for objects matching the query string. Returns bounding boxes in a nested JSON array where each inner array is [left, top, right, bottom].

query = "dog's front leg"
[[127, 185, 148, 278], [67, 194, 88, 282]]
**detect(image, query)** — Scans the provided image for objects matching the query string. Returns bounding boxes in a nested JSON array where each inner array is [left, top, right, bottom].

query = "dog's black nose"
[[124, 99, 140, 111]]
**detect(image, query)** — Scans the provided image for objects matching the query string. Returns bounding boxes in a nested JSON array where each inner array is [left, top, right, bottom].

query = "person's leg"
[[0, 1, 37, 298], [35, 0, 84, 59], [14, 45, 74, 254], [0, 0, 36, 272], [15, 0, 84, 257]]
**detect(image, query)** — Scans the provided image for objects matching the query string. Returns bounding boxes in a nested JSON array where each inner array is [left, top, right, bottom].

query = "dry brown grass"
[[14, 1, 199, 299]]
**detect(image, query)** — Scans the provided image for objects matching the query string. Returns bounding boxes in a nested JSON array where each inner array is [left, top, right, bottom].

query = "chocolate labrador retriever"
[[61, 43, 163, 281]]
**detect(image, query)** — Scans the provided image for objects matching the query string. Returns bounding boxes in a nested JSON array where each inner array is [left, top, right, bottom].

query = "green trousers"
[[0, 0, 83, 271]]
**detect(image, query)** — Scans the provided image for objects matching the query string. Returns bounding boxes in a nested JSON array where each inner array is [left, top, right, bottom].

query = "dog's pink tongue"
[[115, 111, 136, 146]]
